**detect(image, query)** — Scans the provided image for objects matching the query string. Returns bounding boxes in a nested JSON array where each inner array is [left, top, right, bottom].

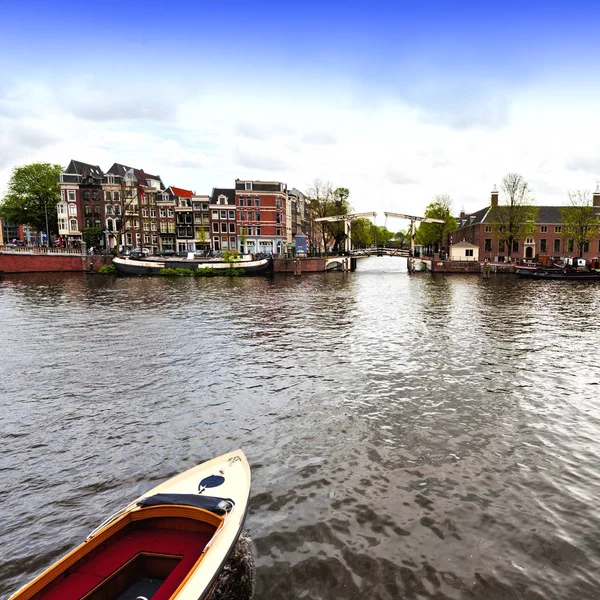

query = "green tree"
[[415, 194, 457, 253], [307, 180, 353, 253], [350, 218, 374, 247], [372, 225, 394, 247], [0, 163, 62, 247], [82, 226, 104, 248], [560, 190, 600, 258], [489, 173, 537, 261], [392, 229, 409, 249], [331, 187, 352, 252]]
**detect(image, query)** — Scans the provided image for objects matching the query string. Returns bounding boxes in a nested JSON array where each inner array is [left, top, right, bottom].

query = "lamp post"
[[44, 200, 50, 249]]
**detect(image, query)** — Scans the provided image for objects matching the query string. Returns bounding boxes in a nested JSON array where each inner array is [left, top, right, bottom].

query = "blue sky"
[[2, 1, 600, 219]]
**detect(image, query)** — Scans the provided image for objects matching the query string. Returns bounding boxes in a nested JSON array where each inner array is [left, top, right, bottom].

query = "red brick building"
[[235, 179, 287, 255], [453, 188, 600, 262]]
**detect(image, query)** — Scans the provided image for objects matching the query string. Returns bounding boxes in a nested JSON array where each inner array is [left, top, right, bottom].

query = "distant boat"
[[10, 450, 251, 600], [113, 255, 273, 276], [516, 258, 600, 280]]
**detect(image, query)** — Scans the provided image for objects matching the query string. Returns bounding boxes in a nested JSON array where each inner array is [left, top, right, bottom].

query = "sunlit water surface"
[[1, 257, 600, 599]]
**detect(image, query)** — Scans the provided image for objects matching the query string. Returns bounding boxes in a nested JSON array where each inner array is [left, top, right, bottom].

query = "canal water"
[[1, 257, 600, 599]]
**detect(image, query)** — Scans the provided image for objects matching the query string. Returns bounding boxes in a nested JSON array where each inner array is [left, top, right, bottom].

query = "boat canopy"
[[138, 493, 234, 515]]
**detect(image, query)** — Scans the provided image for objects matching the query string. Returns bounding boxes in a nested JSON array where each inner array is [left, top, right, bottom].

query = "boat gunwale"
[[11, 505, 225, 600]]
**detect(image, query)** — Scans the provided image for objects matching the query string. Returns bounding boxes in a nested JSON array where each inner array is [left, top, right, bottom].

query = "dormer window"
[[218, 195, 227, 205], [245, 182, 252, 191]]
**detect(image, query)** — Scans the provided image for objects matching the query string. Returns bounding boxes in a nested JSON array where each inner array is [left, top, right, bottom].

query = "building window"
[[160, 208, 166, 217], [85, 218, 93, 228], [212, 223, 219, 233], [221, 222, 227, 233], [554, 239, 561, 253], [484, 225, 492, 233], [256, 226, 261, 236], [229, 222, 235, 233], [150, 209, 156, 218], [114, 191, 120, 201], [276, 212, 281, 224], [161, 223, 167, 233], [106, 205, 113, 215], [276, 197, 281, 209], [465, 249, 474, 257], [68, 190, 75, 201], [567, 239, 574, 253], [212, 210, 218, 219], [240, 211, 246, 221], [499, 240, 505, 252], [540, 239, 547, 252], [228, 210, 235, 220], [84, 205, 91, 216], [484, 238, 492, 252], [151, 221, 157, 231], [254, 197, 260, 206], [525, 238, 533, 244], [540, 226, 548, 233], [239, 198, 245, 206], [70, 219, 77, 230], [213, 237, 220, 250], [583, 241, 590, 253], [276, 228, 281, 236], [167, 209, 174, 218], [220, 210, 227, 219], [230, 236, 236, 247], [255, 212, 261, 221], [144, 234, 150, 244], [247, 227, 253, 236], [245, 182, 252, 191], [555, 226, 562, 233], [105, 191, 111, 201]]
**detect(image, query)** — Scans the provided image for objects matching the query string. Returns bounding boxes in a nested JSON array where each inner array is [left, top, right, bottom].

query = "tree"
[[489, 173, 537, 261], [415, 194, 457, 253], [372, 225, 394, 247], [392, 229, 409, 249], [307, 179, 337, 253], [560, 190, 600, 258], [350, 218, 374, 247], [82, 226, 103, 248], [0, 163, 62, 247], [330, 187, 352, 252]]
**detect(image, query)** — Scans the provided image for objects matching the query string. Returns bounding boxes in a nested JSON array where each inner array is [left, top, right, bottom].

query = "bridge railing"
[[0, 245, 84, 256]]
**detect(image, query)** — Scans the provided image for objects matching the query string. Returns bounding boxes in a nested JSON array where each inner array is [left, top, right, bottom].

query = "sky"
[[2, 0, 600, 224]]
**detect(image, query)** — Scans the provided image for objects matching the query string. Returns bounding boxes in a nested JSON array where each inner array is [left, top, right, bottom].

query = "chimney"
[[593, 184, 600, 207], [491, 185, 499, 208]]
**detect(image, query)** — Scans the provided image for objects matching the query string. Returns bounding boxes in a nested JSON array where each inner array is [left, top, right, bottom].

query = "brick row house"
[[235, 179, 288, 255], [56, 161, 310, 255], [453, 187, 600, 262]]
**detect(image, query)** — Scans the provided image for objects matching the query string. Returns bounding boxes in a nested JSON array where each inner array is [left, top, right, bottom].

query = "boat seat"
[[36, 528, 212, 600]]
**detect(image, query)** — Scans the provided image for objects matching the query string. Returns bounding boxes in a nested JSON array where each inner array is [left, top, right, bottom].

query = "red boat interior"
[[30, 514, 217, 600]]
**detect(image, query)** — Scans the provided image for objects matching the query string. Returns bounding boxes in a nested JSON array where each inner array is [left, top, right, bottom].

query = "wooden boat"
[[10, 450, 251, 600], [112, 256, 272, 276], [516, 259, 600, 280]]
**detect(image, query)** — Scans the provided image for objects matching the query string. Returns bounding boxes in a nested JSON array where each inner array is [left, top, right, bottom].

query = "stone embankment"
[[0, 248, 111, 273]]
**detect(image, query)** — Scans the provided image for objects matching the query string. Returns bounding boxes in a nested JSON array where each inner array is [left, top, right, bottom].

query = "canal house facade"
[[453, 187, 600, 262], [55, 160, 314, 255], [235, 179, 288, 255], [209, 188, 237, 252]]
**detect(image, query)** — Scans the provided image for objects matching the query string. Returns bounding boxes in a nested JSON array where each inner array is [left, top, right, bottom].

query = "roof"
[[452, 241, 479, 248], [64, 159, 104, 179], [210, 188, 236, 205], [456, 204, 572, 229], [105, 163, 164, 190], [168, 186, 193, 198]]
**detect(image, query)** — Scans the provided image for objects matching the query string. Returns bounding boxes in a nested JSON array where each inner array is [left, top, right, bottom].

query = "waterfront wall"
[[0, 252, 111, 274], [274, 258, 327, 273]]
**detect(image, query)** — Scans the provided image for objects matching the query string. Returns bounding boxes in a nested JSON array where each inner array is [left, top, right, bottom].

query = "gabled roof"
[[105, 163, 164, 190], [167, 186, 193, 198], [64, 159, 104, 179], [210, 188, 236, 205], [457, 204, 575, 228], [452, 240, 479, 248], [456, 206, 490, 229]]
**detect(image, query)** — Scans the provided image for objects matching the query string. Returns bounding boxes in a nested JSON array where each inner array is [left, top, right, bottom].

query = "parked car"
[[159, 250, 176, 257]]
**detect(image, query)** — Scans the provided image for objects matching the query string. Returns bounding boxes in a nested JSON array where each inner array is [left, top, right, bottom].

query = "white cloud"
[[1, 75, 600, 219]]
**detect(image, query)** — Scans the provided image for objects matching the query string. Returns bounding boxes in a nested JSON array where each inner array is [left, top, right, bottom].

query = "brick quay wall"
[[0, 252, 112, 274]]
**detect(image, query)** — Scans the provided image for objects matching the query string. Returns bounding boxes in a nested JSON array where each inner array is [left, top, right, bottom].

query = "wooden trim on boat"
[[12, 505, 224, 600]]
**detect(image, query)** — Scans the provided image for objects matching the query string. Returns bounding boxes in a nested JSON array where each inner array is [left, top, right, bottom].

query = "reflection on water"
[[2, 258, 600, 599]]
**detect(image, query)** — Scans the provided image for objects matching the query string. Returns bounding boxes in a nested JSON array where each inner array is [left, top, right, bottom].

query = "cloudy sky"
[[2, 0, 600, 222]]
